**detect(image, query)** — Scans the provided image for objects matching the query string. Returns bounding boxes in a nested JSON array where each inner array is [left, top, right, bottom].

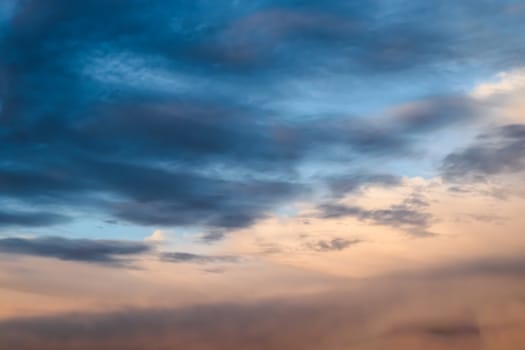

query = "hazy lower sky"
[[1, 1, 525, 349]]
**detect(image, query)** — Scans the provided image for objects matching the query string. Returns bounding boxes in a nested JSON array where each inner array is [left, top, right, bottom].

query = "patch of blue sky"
[[0, 0, 17, 38]]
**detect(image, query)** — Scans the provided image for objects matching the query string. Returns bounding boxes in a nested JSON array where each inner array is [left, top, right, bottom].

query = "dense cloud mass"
[[0, 0, 523, 234]]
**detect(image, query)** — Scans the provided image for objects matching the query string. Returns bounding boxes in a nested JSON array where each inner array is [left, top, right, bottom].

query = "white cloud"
[[471, 68, 525, 99], [144, 230, 166, 243]]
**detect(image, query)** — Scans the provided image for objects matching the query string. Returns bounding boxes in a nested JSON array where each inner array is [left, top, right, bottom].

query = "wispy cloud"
[[317, 195, 433, 237], [160, 252, 240, 264]]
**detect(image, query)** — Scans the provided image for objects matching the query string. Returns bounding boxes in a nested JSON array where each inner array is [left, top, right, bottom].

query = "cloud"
[[471, 69, 525, 98], [0, 3, 525, 348], [441, 123, 525, 181], [386, 96, 478, 133], [1, 254, 525, 350], [103, 163, 304, 229], [200, 231, 227, 243], [1, 156, 304, 230], [144, 230, 166, 243], [0, 235, 244, 267], [426, 256, 525, 279], [389, 322, 481, 340], [160, 252, 239, 264], [0, 0, 524, 235], [310, 238, 362, 252], [326, 173, 402, 198], [0, 236, 151, 266], [204, 2, 525, 73], [422, 324, 481, 338]]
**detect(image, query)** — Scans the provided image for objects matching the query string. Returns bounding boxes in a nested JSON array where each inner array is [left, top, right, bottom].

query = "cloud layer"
[[1, 256, 525, 350], [1, 0, 524, 235], [1, 1, 525, 348]]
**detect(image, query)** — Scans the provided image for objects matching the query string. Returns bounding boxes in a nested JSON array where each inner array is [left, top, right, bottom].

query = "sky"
[[1, 0, 525, 349]]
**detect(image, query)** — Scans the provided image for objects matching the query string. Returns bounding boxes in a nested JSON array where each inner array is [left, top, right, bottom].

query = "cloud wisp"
[[1, 2, 525, 348]]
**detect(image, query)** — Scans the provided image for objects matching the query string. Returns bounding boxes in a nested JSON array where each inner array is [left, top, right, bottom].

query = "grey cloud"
[[160, 252, 239, 264], [326, 173, 402, 198], [2, 255, 525, 350], [1, 254, 525, 350], [317, 195, 433, 236], [0, 235, 244, 267], [311, 238, 362, 252], [0, 157, 304, 231], [391, 96, 478, 134], [442, 124, 525, 181], [200, 231, 226, 243], [0, 236, 151, 266], [0, 210, 69, 227], [388, 321, 481, 340], [423, 324, 481, 338], [431, 256, 525, 278]]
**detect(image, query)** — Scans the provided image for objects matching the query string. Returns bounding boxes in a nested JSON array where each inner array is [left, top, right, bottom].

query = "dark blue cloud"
[[0, 210, 69, 227], [1, 0, 524, 235]]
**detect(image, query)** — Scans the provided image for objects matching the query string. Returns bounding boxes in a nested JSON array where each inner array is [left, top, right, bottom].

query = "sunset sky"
[[1, 1, 525, 349]]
